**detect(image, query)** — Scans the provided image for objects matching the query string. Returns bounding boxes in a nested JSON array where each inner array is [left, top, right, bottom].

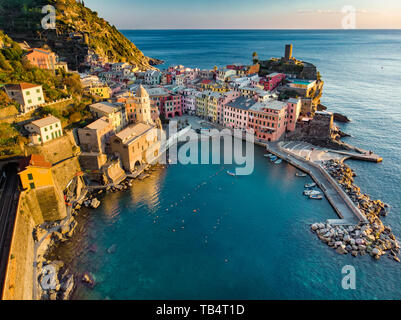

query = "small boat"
[[305, 182, 316, 188], [309, 194, 323, 200], [270, 156, 278, 162], [264, 154, 271, 158], [295, 172, 307, 177], [227, 170, 236, 177], [274, 159, 282, 164], [303, 190, 321, 196]]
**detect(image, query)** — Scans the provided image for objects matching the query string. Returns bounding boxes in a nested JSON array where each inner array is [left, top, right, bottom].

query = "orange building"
[[24, 48, 56, 72], [18, 154, 54, 190]]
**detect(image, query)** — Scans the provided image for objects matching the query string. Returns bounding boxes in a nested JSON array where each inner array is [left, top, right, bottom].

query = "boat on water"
[[274, 159, 282, 164], [270, 156, 278, 162], [227, 170, 236, 177], [303, 190, 321, 196], [264, 153, 271, 158], [309, 194, 323, 200], [295, 172, 307, 177], [305, 182, 317, 188]]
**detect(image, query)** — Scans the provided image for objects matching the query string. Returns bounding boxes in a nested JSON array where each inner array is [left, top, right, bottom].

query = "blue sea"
[[66, 30, 401, 299]]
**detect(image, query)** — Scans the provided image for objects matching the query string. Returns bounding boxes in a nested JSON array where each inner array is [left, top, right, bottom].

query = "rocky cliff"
[[0, 0, 155, 71]]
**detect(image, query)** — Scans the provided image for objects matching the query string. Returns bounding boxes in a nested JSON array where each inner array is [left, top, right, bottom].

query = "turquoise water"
[[66, 30, 401, 299]]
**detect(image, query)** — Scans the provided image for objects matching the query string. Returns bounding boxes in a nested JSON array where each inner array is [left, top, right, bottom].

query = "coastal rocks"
[[310, 221, 400, 261], [82, 272, 96, 288], [39, 260, 75, 300], [59, 275, 74, 300], [333, 113, 351, 123]]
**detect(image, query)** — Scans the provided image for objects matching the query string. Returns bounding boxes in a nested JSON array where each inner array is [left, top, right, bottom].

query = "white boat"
[[227, 170, 236, 177], [295, 172, 307, 177], [305, 182, 316, 188], [264, 154, 271, 158], [304, 190, 321, 196], [309, 194, 323, 200], [274, 159, 282, 164]]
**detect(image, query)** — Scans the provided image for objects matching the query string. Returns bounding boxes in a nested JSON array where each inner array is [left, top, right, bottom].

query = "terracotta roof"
[[19, 154, 52, 171], [5, 82, 42, 91]]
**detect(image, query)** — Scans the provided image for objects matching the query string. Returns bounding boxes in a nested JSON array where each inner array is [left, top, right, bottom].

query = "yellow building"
[[86, 85, 111, 99], [18, 154, 54, 190], [196, 92, 209, 118], [207, 92, 220, 123]]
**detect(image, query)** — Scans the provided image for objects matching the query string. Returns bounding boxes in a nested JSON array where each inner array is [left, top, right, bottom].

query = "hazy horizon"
[[84, 0, 401, 30]]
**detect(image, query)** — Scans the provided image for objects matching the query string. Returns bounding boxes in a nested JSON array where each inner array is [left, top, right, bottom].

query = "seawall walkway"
[[265, 142, 368, 226]]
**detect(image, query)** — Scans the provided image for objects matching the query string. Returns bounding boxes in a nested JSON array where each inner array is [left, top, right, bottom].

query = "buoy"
[[193, 209, 197, 213], [224, 259, 228, 263], [172, 229, 176, 232]]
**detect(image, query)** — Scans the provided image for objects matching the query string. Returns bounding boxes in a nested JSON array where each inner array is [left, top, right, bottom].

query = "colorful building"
[[5, 83, 44, 114], [78, 117, 115, 153], [164, 94, 182, 118], [286, 98, 301, 132], [223, 96, 253, 131], [110, 123, 160, 172], [248, 100, 288, 142], [18, 154, 54, 191], [86, 84, 111, 99], [261, 73, 286, 91], [89, 101, 127, 132], [24, 115, 63, 145]]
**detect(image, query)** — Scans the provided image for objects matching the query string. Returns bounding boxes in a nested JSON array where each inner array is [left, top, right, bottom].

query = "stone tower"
[[135, 85, 152, 124]]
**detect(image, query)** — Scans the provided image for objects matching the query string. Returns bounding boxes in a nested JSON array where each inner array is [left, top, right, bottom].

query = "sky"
[[83, 0, 401, 29]]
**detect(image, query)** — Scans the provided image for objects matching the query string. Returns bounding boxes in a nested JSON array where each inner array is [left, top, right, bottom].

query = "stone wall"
[[2, 192, 36, 300]]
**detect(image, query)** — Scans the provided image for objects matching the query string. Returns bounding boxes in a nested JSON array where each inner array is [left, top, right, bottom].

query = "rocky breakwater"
[[311, 159, 399, 261]]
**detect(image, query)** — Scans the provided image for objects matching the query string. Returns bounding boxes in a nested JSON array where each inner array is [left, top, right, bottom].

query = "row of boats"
[[296, 172, 323, 200], [264, 153, 282, 164]]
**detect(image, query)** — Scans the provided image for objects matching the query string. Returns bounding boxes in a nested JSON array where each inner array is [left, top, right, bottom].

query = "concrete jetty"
[[265, 142, 369, 225]]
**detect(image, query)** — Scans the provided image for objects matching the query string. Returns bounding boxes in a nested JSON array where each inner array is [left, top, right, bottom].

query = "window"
[[26, 91, 30, 96], [37, 89, 40, 93], [28, 99, 32, 104], [30, 182, 35, 189], [28, 173, 33, 180]]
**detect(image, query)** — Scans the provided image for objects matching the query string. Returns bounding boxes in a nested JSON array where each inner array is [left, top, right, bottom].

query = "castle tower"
[[134, 85, 152, 124], [285, 44, 293, 60]]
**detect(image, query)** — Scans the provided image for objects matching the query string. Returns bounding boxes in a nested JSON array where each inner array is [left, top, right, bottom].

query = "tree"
[[252, 52, 258, 65]]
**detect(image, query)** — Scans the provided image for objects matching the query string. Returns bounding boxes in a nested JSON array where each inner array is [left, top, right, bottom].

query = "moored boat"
[[227, 170, 236, 176], [309, 194, 323, 200], [305, 182, 316, 188], [270, 156, 278, 162], [275, 159, 282, 164], [303, 190, 321, 196], [295, 172, 307, 177]]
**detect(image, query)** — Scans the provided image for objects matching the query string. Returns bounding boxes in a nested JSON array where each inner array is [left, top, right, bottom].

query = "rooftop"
[[90, 102, 119, 114], [30, 115, 60, 128], [19, 154, 52, 171], [5, 82, 41, 91], [85, 117, 111, 131], [115, 123, 154, 144], [227, 96, 256, 111]]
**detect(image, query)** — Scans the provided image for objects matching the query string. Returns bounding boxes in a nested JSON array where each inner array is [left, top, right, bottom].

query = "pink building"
[[164, 94, 182, 118], [223, 96, 254, 131], [248, 100, 288, 142], [260, 73, 286, 91], [223, 97, 300, 142], [286, 98, 301, 132], [216, 91, 240, 125]]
